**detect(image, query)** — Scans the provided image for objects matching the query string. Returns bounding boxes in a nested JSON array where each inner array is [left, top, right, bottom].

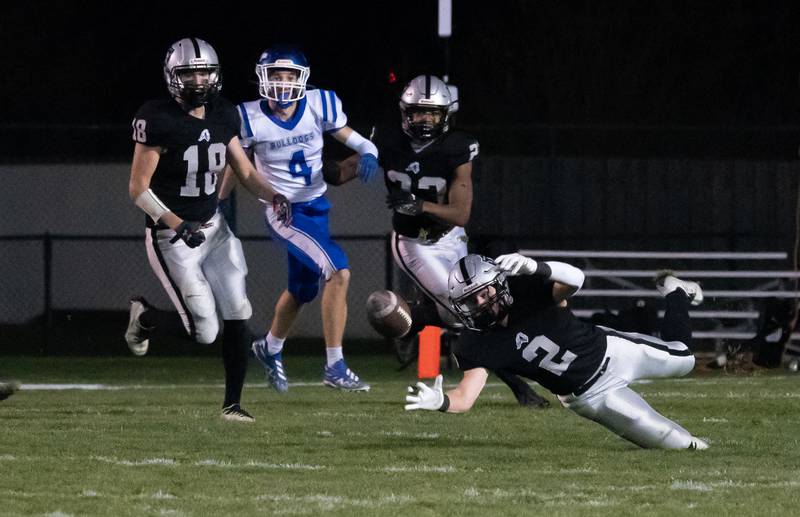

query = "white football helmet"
[[448, 255, 514, 332], [163, 37, 221, 107], [399, 75, 453, 140]]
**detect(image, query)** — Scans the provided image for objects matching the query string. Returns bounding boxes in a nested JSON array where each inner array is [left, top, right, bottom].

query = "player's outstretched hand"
[[495, 253, 538, 276], [170, 221, 206, 248], [405, 374, 445, 411], [357, 153, 379, 183], [272, 194, 292, 227], [387, 189, 424, 216]]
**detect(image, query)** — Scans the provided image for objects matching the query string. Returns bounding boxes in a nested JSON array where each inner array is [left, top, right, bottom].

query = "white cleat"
[[125, 297, 151, 356], [688, 437, 709, 450], [655, 271, 704, 306]]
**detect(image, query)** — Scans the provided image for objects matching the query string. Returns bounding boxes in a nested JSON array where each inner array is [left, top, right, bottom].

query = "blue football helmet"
[[255, 46, 310, 107]]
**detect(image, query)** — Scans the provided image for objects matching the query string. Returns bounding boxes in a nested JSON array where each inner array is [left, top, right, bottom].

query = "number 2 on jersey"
[[521, 335, 577, 376], [288, 150, 312, 186]]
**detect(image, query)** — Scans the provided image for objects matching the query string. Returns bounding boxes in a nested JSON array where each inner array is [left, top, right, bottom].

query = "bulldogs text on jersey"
[[238, 89, 347, 203]]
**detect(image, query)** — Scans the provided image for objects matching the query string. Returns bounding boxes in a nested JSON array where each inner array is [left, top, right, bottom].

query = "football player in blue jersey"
[[405, 253, 710, 450], [226, 46, 379, 392], [126, 37, 290, 422]]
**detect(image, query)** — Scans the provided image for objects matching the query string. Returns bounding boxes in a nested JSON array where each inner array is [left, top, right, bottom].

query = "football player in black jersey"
[[405, 253, 710, 450], [126, 37, 290, 422], [367, 75, 548, 408]]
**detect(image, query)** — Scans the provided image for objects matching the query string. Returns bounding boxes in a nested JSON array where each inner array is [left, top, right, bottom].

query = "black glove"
[[272, 194, 292, 226], [170, 221, 206, 248], [386, 190, 424, 216]]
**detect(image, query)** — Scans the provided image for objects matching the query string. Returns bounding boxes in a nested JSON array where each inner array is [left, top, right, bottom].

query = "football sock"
[[660, 290, 692, 345], [326, 346, 344, 366], [222, 319, 250, 407], [494, 369, 536, 400], [138, 306, 191, 340], [266, 332, 285, 355]]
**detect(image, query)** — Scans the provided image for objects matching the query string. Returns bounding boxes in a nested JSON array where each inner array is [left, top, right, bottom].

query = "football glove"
[[405, 374, 446, 411], [170, 221, 206, 248], [357, 153, 379, 183], [387, 190, 424, 216], [495, 253, 538, 276], [272, 194, 292, 226]]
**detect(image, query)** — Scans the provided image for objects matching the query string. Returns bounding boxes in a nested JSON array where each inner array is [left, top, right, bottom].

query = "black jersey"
[[375, 126, 479, 241], [131, 96, 240, 224], [454, 275, 607, 395]]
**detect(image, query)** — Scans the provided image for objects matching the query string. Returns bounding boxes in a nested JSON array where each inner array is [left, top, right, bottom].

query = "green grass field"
[[2, 355, 800, 516]]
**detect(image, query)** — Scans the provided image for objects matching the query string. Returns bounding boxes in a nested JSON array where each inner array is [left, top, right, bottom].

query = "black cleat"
[[221, 404, 255, 422], [514, 386, 551, 409], [0, 381, 20, 401]]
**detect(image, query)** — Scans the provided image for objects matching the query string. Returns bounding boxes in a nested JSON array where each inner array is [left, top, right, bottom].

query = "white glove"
[[494, 253, 538, 276], [405, 374, 445, 411]]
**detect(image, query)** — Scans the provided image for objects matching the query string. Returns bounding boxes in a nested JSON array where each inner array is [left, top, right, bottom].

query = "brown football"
[[366, 290, 412, 338]]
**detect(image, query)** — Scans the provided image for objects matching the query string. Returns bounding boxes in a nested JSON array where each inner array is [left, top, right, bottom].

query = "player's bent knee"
[[328, 268, 350, 287], [194, 319, 219, 345], [222, 299, 252, 321]]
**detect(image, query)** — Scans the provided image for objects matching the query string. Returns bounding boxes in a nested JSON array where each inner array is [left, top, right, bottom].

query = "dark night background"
[[3, 1, 800, 160]]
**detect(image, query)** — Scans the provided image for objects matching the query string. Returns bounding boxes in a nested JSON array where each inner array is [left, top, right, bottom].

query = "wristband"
[[135, 189, 170, 222], [543, 261, 585, 290], [438, 394, 450, 413], [534, 261, 552, 277], [344, 130, 379, 157]]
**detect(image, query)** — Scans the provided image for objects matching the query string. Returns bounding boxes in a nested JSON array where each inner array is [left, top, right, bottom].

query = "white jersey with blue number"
[[238, 89, 347, 203]]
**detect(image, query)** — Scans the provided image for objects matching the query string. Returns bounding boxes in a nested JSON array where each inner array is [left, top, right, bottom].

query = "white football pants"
[[391, 227, 468, 327], [145, 211, 252, 344], [558, 329, 698, 449]]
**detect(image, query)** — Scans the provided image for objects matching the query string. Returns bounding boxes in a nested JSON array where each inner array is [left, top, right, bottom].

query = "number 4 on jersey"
[[289, 150, 312, 186]]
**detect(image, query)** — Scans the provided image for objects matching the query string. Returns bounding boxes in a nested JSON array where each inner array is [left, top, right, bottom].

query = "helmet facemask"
[[400, 104, 450, 141], [169, 65, 221, 108], [256, 61, 310, 107]]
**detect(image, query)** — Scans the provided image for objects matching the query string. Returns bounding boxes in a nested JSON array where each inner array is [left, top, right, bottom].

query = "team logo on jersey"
[[198, 129, 211, 142], [515, 332, 529, 350], [405, 162, 420, 175]]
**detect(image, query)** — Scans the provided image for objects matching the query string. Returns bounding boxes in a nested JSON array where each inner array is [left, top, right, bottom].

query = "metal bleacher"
[[519, 249, 800, 344]]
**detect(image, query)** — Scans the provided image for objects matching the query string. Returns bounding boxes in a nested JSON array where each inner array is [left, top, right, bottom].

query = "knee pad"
[[193, 318, 220, 345], [185, 294, 219, 344], [289, 281, 320, 304], [221, 298, 252, 321]]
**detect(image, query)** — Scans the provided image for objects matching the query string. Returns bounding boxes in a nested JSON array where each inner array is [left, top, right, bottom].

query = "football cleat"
[[0, 381, 20, 401], [654, 271, 703, 306], [688, 437, 709, 450], [251, 336, 289, 393], [221, 404, 255, 422], [125, 297, 152, 356], [514, 386, 551, 409], [323, 360, 370, 392]]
